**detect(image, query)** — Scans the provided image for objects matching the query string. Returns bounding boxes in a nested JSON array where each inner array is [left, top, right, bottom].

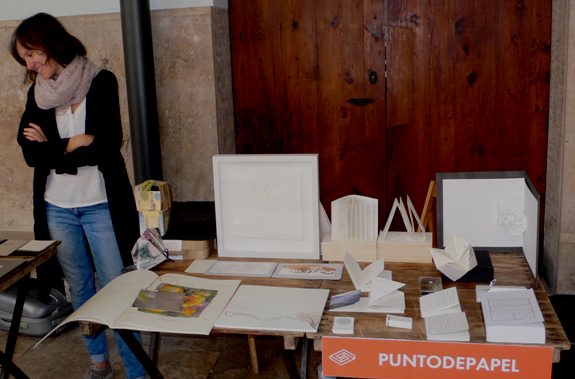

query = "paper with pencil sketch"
[[344, 252, 385, 292], [419, 286, 461, 318], [215, 284, 329, 333], [429, 234, 478, 281]]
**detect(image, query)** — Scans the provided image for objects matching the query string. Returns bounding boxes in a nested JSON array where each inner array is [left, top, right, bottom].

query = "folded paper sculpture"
[[429, 234, 478, 281]]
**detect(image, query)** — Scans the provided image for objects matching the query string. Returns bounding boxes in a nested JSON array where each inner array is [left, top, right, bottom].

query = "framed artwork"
[[436, 171, 539, 277], [213, 154, 320, 259]]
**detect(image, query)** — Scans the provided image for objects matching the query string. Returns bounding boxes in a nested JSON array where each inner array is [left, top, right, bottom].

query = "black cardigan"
[[18, 70, 139, 267]]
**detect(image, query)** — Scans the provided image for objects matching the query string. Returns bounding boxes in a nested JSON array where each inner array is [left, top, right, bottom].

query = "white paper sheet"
[[215, 285, 329, 333]]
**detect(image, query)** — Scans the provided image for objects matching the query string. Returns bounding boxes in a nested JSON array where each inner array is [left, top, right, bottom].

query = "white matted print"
[[213, 154, 320, 259], [272, 262, 343, 280]]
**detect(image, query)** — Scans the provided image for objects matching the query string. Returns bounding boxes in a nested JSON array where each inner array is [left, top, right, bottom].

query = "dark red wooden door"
[[230, 0, 551, 229]]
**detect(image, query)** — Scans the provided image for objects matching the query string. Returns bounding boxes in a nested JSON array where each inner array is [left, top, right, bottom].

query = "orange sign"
[[322, 337, 553, 379]]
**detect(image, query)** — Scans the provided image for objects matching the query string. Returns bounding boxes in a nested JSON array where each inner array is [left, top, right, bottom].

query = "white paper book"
[[331, 195, 378, 241], [368, 277, 406, 307], [425, 311, 470, 341], [215, 285, 329, 333], [480, 288, 545, 344], [344, 252, 385, 292], [419, 287, 461, 318], [35, 270, 241, 348]]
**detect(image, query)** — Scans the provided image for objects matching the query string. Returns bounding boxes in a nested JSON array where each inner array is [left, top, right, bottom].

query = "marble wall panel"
[[544, 0, 575, 293], [0, 7, 232, 232]]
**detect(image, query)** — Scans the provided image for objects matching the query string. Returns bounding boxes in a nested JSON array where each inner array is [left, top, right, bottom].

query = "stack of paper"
[[480, 288, 545, 344], [419, 287, 469, 341]]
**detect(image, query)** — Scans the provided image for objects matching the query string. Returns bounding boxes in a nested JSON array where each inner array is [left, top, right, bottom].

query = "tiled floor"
[[1, 296, 573, 379]]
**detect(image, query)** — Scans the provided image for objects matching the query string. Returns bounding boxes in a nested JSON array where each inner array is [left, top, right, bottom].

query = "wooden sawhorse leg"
[[247, 335, 259, 374]]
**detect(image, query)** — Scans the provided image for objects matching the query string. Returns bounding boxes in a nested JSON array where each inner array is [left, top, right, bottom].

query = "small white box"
[[332, 316, 354, 334]]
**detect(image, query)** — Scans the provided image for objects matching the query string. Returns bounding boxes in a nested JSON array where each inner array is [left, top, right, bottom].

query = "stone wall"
[[544, 1, 575, 294], [0, 7, 233, 232]]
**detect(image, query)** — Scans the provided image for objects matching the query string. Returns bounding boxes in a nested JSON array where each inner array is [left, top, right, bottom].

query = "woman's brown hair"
[[10, 13, 86, 82]]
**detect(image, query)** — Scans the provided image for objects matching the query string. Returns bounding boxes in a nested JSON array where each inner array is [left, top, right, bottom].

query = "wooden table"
[[155, 257, 325, 378], [0, 239, 59, 379], [310, 252, 570, 363], [115, 251, 571, 379]]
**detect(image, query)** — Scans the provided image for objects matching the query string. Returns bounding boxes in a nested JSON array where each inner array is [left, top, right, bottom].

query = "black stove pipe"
[[119, 0, 163, 183]]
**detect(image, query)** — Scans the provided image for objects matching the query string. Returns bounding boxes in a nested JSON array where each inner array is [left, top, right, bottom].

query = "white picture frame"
[[213, 154, 320, 259], [436, 171, 540, 277]]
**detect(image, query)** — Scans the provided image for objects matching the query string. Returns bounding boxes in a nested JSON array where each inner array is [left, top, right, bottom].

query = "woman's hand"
[[23, 123, 47, 142], [66, 134, 94, 153]]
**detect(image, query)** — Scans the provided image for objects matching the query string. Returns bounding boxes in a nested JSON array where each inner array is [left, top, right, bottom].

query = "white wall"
[[0, 0, 227, 21]]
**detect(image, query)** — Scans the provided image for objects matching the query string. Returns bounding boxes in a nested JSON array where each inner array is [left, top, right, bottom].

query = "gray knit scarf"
[[34, 56, 101, 110]]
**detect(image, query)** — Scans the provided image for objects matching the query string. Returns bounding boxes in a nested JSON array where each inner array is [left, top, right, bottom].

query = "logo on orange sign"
[[329, 349, 357, 366]]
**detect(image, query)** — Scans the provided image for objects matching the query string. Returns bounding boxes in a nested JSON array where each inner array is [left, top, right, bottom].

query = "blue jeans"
[[46, 202, 146, 379]]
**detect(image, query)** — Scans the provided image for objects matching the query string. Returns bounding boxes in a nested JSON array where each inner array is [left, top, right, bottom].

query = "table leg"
[[281, 337, 309, 379], [0, 277, 30, 379], [247, 335, 259, 374], [0, 350, 29, 379], [299, 337, 308, 379], [148, 332, 160, 365], [117, 329, 165, 379]]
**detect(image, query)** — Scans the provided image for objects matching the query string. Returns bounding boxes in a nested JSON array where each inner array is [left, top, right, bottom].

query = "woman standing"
[[11, 13, 145, 379]]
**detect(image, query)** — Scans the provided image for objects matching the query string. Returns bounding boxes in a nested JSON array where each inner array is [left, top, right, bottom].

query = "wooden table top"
[[156, 251, 571, 362], [313, 252, 570, 362], [0, 240, 59, 292]]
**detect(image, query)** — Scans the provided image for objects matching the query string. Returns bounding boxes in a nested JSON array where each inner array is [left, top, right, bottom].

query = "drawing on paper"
[[133, 283, 218, 318], [272, 263, 343, 280]]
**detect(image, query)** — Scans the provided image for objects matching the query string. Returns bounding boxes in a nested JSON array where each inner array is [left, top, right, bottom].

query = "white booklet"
[[419, 287, 461, 318], [424, 311, 470, 341], [368, 277, 406, 307], [36, 270, 241, 347], [344, 252, 385, 292]]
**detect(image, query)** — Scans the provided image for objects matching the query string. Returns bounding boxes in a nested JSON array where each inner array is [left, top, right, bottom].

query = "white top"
[[44, 99, 107, 208]]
